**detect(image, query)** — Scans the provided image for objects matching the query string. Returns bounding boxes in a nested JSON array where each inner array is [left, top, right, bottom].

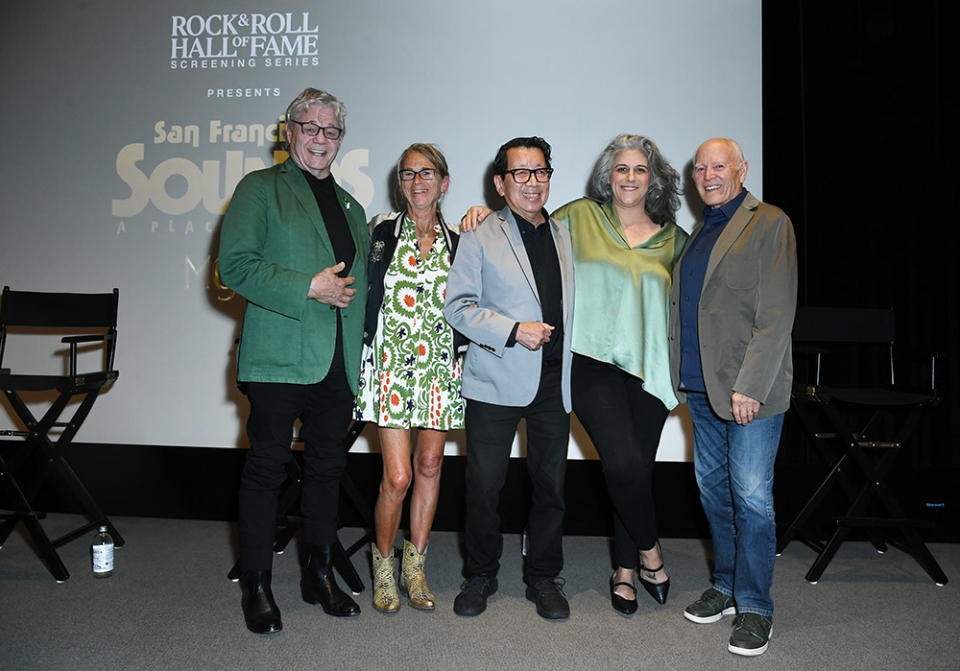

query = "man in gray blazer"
[[668, 138, 797, 656], [444, 137, 575, 620]]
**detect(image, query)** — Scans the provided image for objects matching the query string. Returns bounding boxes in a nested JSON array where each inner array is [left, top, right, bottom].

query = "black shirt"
[[508, 209, 564, 363], [301, 169, 355, 278], [300, 169, 355, 372]]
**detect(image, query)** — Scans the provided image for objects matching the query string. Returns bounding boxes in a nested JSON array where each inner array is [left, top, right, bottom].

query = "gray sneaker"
[[683, 587, 736, 623], [728, 613, 773, 656]]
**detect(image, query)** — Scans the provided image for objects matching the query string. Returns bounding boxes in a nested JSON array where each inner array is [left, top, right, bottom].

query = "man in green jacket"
[[219, 88, 369, 634]]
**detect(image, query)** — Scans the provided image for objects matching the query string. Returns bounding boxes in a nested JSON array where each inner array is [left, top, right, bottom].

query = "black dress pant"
[[238, 363, 353, 571], [571, 354, 668, 569], [464, 364, 569, 583]]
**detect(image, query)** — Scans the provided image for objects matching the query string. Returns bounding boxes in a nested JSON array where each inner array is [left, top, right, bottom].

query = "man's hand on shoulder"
[[460, 206, 494, 232]]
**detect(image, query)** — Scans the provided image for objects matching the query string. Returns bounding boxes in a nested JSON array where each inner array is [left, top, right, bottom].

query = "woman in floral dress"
[[355, 143, 464, 613]]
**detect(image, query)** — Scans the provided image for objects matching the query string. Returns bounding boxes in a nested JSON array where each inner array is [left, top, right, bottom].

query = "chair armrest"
[[61, 334, 107, 344], [61, 333, 112, 376]]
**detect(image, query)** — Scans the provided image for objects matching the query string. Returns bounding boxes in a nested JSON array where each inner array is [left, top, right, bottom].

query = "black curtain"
[[763, 0, 956, 470]]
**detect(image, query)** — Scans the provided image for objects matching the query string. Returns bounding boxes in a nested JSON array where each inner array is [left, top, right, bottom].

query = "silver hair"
[[590, 134, 681, 226], [728, 138, 745, 162], [283, 88, 347, 147]]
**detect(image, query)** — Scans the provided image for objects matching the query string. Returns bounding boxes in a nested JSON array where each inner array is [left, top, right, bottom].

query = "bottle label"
[[93, 543, 114, 573]]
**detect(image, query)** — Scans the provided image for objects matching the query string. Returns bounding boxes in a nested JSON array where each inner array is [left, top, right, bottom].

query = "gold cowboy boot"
[[400, 539, 436, 610], [371, 543, 400, 613]]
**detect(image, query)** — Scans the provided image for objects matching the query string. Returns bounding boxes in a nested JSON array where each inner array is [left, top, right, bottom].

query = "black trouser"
[[571, 354, 668, 569], [238, 363, 353, 572], [463, 364, 569, 583]]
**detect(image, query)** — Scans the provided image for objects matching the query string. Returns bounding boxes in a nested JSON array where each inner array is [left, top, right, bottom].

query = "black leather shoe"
[[240, 570, 282, 634], [638, 563, 670, 605], [453, 575, 498, 616], [302, 544, 361, 617], [525, 577, 570, 620], [609, 571, 638, 615]]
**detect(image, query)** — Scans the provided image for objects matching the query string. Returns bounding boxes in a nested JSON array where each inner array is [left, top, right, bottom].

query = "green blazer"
[[218, 158, 369, 390]]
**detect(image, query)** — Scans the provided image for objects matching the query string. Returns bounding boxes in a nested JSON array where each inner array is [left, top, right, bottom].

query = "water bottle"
[[91, 525, 114, 578]]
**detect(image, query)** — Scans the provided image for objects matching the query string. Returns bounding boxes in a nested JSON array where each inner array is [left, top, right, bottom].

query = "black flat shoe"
[[638, 563, 670, 605], [609, 571, 638, 615]]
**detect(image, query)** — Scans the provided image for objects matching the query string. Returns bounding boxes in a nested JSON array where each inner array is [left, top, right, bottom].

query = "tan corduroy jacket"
[[669, 191, 797, 420]]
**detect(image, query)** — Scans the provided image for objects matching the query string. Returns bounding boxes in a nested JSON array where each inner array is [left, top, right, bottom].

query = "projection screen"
[[0, 0, 763, 460]]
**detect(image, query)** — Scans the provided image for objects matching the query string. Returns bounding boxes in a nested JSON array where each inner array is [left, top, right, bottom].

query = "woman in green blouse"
[[552, 135, 686, 615]]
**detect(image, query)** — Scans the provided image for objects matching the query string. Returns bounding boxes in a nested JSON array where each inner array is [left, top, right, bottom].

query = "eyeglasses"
[[287, 119, 343, 140], [502, 168, 554, 183], [398, 168, 439, 182]]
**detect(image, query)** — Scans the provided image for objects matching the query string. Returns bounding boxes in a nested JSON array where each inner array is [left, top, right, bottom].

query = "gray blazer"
[[668, 192, 797, 420], [443, 206, 575, 411]]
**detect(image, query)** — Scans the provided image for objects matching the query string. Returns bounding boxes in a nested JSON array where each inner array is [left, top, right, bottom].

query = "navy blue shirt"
[[677, 190, 749, 391]]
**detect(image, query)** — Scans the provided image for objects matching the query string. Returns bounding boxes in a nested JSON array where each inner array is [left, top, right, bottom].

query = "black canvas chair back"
[[793, 306, 895, 343], [792, 306, 898, 388], [0, 286, 124, 581], [0, 288, 119, 326], [780, 306, 946, 585], [0, 287, 119, 377]]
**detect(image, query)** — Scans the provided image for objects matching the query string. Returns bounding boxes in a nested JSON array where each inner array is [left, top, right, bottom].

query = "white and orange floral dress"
[[355, 218, 464, 430]]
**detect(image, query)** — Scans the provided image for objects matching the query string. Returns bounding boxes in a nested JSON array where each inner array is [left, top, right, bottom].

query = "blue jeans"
[[686, 392, 783, 617]]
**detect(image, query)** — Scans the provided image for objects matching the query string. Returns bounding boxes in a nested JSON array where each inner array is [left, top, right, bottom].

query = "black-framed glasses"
[[502, 167, 554, 183], [398, 168, 439, 182], [287, 119, 343, 140]]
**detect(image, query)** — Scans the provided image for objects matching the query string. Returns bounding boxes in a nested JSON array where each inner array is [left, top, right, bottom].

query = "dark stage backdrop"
[[2, 1, 956, 543], [762, 2, 957, 455], [760, 0, 956, 540]]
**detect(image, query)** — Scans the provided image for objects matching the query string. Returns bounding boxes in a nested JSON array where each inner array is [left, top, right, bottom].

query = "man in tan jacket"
[[668, 138, 797, 657]]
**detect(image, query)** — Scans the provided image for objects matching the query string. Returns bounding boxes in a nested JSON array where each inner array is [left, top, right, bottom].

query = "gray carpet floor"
[[1, 515, 958, 671]]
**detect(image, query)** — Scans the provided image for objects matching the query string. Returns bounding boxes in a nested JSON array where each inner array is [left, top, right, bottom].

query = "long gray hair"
[[590, 134, 681, 226]]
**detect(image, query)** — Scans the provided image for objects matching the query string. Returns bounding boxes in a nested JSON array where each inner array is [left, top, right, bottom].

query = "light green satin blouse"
[[551, 198, 688, 410]]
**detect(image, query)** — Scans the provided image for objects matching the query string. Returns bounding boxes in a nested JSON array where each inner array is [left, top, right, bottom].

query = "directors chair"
[[0, 286, 124, 581], [778, 306, 947, 585]]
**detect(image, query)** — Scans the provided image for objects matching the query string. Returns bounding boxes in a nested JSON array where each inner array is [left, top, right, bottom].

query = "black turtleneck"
[[301, 169, 355, 278]]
